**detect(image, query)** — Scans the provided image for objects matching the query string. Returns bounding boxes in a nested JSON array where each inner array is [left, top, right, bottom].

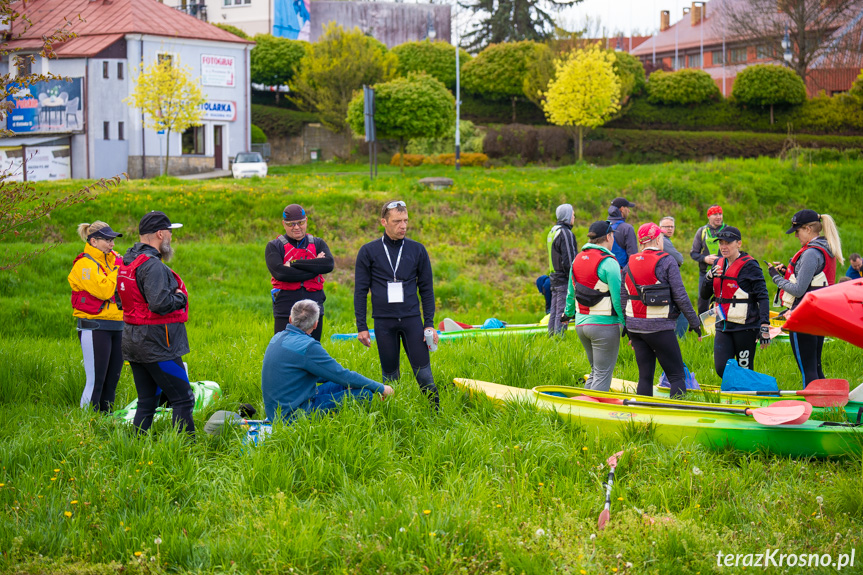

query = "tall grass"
[[2, 159, 862, 574]]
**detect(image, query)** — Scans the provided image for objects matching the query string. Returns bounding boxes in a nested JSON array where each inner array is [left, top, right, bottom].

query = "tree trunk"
[[770, 104, 774, 125], [275, 91, 280, 106], [577, 126, 584, 162], [164, 128, 171, 176], [511, 96, 517, 124]]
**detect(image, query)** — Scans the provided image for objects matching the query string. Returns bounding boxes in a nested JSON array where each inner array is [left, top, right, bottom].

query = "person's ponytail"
[[76, 221, 110, 244], [76, 223, 91, 243], [819, 214, 844, 267]]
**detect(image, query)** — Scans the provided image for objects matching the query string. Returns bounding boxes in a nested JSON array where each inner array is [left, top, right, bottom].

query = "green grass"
[[1, 159, 862, 574]]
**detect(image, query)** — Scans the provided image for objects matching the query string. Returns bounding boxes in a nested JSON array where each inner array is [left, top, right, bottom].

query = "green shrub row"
[[250, 104, 319, 138], [390, 152, 489, 167]]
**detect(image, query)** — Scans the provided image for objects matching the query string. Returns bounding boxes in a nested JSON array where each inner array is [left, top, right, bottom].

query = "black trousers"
[[628, 330, 686, 398], [78, 328, 123, 412], [373, 316, 438, 406], [789, 331, 825, 387], [713, 328, 759, 378], [129, 358, 196, 435]]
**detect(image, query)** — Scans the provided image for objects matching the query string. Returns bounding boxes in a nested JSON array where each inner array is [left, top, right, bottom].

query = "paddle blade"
[[203, 410, 245, 435], [750, 401, 810, 426], [849, 382, 863, 403], [573, 395, 602, 402], [799, 379, 850, 405], [598, 508, 610, 530], [442, 318, 467, 332]]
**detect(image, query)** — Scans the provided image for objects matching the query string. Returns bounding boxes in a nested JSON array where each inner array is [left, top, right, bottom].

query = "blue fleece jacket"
[[261, 324, 385, 420]]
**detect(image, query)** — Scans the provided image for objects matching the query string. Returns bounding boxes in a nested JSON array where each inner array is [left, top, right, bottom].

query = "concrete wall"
[[310, 2, 451, 48]]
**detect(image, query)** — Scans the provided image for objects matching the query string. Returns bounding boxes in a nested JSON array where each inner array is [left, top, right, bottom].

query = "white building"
[[1, 0, 253, 180]]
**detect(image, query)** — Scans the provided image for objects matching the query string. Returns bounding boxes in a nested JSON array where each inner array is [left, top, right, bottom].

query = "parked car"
[[231, 152, 267, 178]]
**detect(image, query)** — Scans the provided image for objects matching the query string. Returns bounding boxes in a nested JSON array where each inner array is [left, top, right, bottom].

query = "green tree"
[[459, 0, 581, 52], [291, 23, 397, 134], [646, 69, 721, 106], [125, 58, 206, 176], [1, 0, 123, 270], [214, 24, 250, 40], [732, 64, 807, 124], [392, 40, 471, 90], [612, 51, 646, 105], [249, 34, 306, 104], [522, 42, 556, 109], [347, 73, 455, 173], [542, 45, 620, 161], [462, 41, 543, 122]]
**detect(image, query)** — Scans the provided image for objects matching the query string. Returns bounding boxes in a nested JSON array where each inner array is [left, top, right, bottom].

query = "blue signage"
[[5, 78, 84, 134]]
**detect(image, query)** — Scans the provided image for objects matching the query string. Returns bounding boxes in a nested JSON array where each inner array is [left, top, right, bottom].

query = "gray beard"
[[159, 238, 174, 262]]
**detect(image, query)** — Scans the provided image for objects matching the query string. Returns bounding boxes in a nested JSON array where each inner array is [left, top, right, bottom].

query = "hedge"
[[483, 124, 571, 163], [389, 153, 489, 167], [250, 104, 318, 138], [461, 94, 547, 125]]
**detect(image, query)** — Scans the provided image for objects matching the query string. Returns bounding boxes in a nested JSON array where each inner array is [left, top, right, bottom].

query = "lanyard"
[[381, 236, 404, 281]]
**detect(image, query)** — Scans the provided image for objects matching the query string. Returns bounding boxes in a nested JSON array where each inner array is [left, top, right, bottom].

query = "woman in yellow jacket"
[[67, 221, 125, 412]]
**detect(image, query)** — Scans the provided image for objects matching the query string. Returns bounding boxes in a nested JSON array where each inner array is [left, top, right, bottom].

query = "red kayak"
[[783, 279, 863, 349]]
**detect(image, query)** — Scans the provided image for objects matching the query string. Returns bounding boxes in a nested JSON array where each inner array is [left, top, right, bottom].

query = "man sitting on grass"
[[261, 299, 393, 421]]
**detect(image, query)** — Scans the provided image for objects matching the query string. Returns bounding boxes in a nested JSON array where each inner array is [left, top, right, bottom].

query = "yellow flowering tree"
[[543, 45, 620, 162], [125, 58, 205, 176]]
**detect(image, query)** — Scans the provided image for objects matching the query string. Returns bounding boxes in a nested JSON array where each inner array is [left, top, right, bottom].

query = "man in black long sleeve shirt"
[[265, 204, 334, 340], [354, 200, 439, 408]]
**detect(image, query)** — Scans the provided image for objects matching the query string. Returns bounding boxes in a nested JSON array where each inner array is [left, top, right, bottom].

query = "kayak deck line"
[[454, 378, 863, 458]]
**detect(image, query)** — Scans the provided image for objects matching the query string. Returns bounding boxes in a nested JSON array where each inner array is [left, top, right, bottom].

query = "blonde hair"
[[77, 221, 110, 244], [805, 214, 844, 267]]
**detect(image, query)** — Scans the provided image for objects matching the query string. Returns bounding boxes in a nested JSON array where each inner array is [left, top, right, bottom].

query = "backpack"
[[658, 363, 700, 390], [609, 220, 629, 267]]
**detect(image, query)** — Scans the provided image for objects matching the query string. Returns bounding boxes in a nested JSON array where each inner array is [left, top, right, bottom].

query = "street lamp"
[[782, 25, 793, 64], [454, 24, 460, 171], [426, 12, 436, 40]]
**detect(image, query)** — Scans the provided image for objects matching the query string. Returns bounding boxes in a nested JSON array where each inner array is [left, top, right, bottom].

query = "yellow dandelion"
[[50, 477, 57, 481], [538, 482, 544, 487], [496, 504, 502, 508], [423, 509, 431, 515], [580, 570, 587, 575], [429, 532, 436, 537], [54, 469, 60, 473], [582, 447, 588, 451], [71, 500, 78, 505], [125, 527, 131, 532], [695, 504, 701, 508], [64, 511, 72, 518], [134, 551, 142, 557], [617, 497, 624, 501], [0, 483, 4, 487]]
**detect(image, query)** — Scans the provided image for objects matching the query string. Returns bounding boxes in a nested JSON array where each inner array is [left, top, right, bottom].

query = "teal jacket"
[[564, 243, 625, 327]]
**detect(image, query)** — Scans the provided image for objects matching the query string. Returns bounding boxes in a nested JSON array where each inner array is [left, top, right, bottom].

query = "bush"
[[392, 40, 471, 90], [434, 153, 488, 167], [646, 69, 721, 105], [461, 94, 547, 124], [406, 120, 484, 155], [213, 23, 249, 39], [389, 153, 425, 167], [461, 41, 540, 100], [733, 64, 806, 109], [250, 124, 267, 144], [613, 51, 647, 103], [251, 104, 318, 138]]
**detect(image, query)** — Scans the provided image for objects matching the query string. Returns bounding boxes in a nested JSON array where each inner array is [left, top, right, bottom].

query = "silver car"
[[231, 152, 267, 178]]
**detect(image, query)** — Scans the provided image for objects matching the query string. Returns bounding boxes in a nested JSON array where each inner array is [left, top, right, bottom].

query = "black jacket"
[[265, 234, 334, 316], [121, 243, 190, 363], [354, 235, 435, 331], [549, 221, 577, 287], [699, 252, 770, 331]]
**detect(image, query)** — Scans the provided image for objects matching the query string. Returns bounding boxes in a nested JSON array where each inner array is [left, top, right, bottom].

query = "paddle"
[[616, 398, 812, 426], [848, 382, 863, 403], [203, 410, 246, 435], [724, 379, 849, 408], [597, 450, 624, 531]]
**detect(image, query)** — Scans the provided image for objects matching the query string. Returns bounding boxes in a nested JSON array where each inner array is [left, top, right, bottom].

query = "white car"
[[231, 152, 267, 178]]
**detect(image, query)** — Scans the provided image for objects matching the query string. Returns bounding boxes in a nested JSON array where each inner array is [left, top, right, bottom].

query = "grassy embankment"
[[1, 158, 862, 574]]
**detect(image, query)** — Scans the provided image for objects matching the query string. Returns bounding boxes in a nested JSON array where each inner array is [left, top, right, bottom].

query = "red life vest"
[[117, 254, 188, 326], [779, 242, 836, 308], [270, 234, 325, 292], [712, 254, 755, 324], [70, 252, 120, 315], [624, 250, 673, 319], [571, 248, 615, 316]]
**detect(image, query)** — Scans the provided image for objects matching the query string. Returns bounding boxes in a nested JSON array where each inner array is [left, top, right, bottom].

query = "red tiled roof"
[[6, 0, 252, 57], [632, 0, 740, 57]]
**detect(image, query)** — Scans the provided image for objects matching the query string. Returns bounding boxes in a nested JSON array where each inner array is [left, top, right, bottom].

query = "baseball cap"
[[587, 220, 613, 240], [88, 226, 123, 240], [786, 209, 820, 234], [283, 204, 306, 221], [611, 197, 636, 208], [637, 222, 662, 244], [714, 226, 742, 241], [139, 211, 183, 235]]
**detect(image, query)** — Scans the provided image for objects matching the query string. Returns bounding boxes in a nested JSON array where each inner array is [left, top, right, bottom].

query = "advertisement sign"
[[201, 54, 235, 87], [5, 78, 84, 134], [200, 100, 237, 122], [0, 145, 70, 181], [0, 147, 25, 182], [274, 0, 311, 41]]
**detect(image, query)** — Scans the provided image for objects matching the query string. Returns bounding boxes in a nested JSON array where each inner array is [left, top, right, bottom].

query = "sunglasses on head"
[[386, 200, 407, 209]]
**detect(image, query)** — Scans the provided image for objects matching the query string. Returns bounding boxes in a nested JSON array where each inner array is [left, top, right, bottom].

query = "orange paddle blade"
[[598, 509, 610, 530], [750, 401, 810, 426]]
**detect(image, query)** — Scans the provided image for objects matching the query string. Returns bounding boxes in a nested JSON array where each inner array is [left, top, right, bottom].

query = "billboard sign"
[[274, 0, 311, 41], [5, 78, 84, 134], [201, 54, 235, 87], [200, 100, 237, 122], [0, 145, 71, 181]]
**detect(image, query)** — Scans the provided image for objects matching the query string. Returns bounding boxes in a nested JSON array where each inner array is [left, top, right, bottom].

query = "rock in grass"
[[418, 177, 454, 190]]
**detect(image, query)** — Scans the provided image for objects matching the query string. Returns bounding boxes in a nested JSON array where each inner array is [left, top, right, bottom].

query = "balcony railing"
[[174, 3, 208, 22]]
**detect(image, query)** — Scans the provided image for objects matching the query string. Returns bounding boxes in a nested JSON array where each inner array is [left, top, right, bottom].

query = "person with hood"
[[621, 223, 701, 398], [607, 197, 637, 268], [769, 210, 844, 387], [699, 226, 771, 378], [67, 221, 125, 412], [561, 221, 624, 391], [691, 205, 728, 314], [117, 211, 195, 436], [546, 203, 577, 335]]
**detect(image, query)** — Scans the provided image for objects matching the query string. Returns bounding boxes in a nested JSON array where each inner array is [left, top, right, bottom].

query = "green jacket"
[[564, 243, 625, 327]]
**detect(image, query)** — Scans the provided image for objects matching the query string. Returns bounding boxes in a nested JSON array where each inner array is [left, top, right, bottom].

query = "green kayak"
[[111, 381, 221, 422], [454, 378, 863, 458]]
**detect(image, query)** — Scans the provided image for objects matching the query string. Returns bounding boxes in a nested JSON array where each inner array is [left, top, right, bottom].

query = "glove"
[[560, 313, 574, 323], [705, 267, 715, 280], [620, 325, 628, 338], [759, 324, 771, 346], [689, 325, 702, 338], [768, 265, 782, 280]]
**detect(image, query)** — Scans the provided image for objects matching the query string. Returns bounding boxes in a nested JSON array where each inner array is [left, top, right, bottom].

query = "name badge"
[[387, 281, 404, 303]]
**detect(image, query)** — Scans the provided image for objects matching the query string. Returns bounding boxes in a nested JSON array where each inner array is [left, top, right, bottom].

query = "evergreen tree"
[[459, 0, 580, 52]]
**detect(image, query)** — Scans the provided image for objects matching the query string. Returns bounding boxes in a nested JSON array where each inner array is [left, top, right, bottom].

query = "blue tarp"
[[721, 359, 780, 392]]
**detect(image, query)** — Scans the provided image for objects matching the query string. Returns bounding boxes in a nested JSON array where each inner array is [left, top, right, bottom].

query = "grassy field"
[[1, 159, 862, 574]]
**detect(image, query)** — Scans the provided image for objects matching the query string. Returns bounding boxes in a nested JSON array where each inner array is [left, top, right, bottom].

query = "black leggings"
[[789, 331, 825, 387], [129, 358, 196, 435], [78, 329, 123, 412], [628, 330, 686, 398], [275, 315, 323, 341], [373, 316, 438, 406], [713, 328, 758, 378]]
